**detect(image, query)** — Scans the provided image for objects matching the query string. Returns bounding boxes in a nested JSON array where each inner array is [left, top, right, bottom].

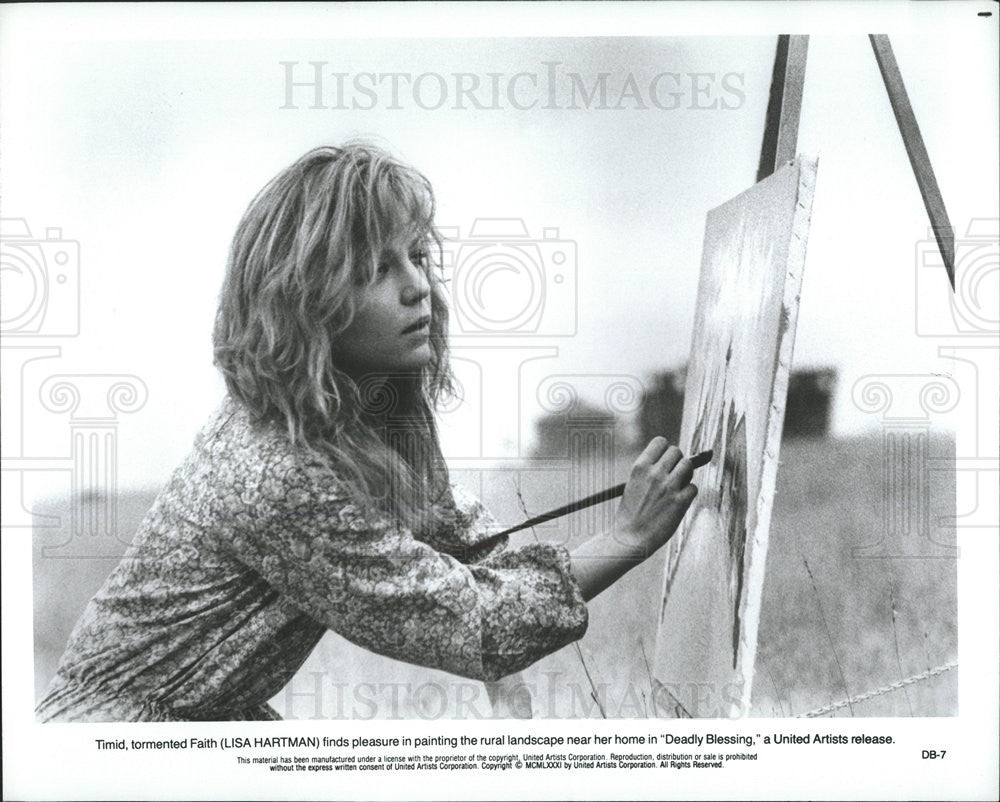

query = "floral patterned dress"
[[35, 399, 588, 722]]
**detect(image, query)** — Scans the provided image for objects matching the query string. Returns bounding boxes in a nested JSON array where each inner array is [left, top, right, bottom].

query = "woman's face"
[[335, 234, 434, 377]]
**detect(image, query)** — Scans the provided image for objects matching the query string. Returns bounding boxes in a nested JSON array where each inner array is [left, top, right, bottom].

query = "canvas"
[[653, 157, 818, 718]]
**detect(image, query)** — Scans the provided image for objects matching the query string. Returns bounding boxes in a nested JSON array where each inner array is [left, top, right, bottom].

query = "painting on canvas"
[[654, 157, 818, 718]]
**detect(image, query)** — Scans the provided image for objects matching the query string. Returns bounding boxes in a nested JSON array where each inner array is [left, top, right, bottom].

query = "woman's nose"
[[401, 261, 430, 306]]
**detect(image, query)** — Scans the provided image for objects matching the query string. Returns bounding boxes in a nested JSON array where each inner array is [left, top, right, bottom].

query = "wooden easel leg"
[[757, 35, 810, 183], [869, 34, 956, 289]]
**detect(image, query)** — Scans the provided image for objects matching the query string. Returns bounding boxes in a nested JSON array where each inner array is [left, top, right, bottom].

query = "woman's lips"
[[402, 315, 431, 334]]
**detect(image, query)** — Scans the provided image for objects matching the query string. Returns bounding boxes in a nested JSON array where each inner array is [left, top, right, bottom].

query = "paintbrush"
[[490, 448, 714, 541]]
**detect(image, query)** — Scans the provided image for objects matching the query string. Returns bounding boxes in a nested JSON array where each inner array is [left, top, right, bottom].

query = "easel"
[[757, 34, 956, 289], [651, 33, 958, 719]]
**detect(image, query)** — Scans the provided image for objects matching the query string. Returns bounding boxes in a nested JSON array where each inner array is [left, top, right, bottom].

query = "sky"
[[1, 4, 997, 496]]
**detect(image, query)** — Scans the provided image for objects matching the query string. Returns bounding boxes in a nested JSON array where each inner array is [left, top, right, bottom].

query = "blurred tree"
[[782, 368, 837, 439], [531, 401, 623, 458], [635, 366, 836, 446], [636, 367, 686, 447]]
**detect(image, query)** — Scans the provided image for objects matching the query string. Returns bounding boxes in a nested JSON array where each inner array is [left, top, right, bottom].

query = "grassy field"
[[32, 432, 956, 719]]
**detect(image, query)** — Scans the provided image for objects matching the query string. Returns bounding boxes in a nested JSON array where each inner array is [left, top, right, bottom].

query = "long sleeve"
[[211, 449, 588, 682]]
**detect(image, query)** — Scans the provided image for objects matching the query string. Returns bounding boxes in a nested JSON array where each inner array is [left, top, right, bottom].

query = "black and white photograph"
[[2, 2, 997, 800]]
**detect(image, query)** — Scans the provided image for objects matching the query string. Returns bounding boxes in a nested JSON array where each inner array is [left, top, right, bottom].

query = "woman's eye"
[[409, 249, 428, 267]]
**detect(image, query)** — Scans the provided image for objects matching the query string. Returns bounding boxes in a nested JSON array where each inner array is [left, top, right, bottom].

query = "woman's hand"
[[614, 437, 699, 557], [569, 438, 700, 601]]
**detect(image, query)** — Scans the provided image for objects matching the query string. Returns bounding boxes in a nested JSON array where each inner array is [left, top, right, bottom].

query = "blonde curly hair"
[[213, 141, 455, 529]]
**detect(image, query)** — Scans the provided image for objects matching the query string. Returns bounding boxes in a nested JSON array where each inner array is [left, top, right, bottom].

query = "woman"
[[36, 142, 698, 722]]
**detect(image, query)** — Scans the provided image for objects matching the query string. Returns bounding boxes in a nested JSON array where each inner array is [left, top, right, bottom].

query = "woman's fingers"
[[634, 436, 671, 469], [617, 442, 703, 554], [669, 456, 695, 488], [655, 445, 683, 473], [634, 440, 702, 486]]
